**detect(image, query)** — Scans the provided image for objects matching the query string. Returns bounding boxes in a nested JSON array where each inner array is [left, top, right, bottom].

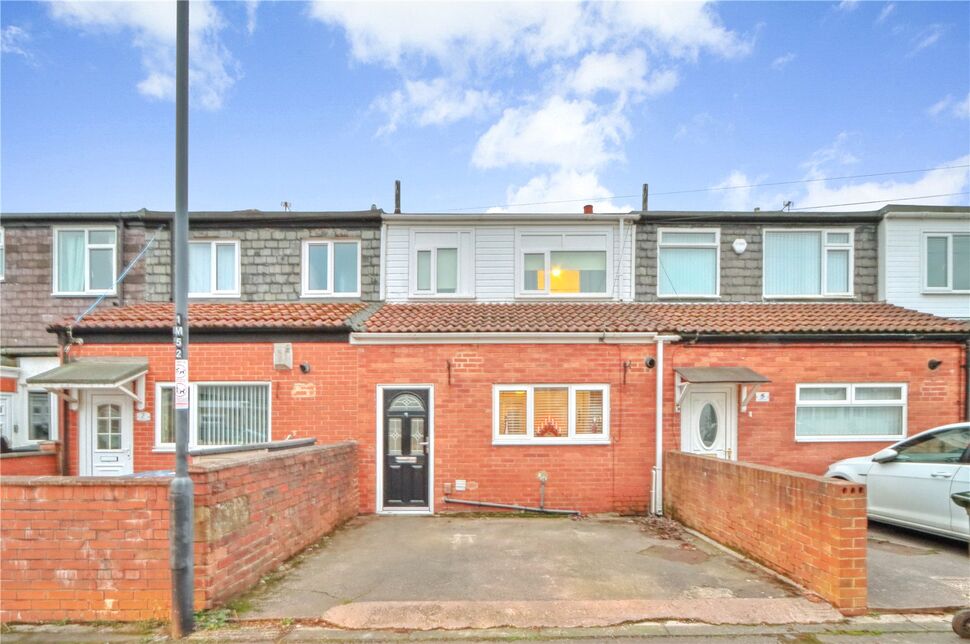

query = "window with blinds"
[[763, 229, 853, 297], [493, 384, 609, 444], [156, 382, 271, 448], [657, 229, 719, 297]]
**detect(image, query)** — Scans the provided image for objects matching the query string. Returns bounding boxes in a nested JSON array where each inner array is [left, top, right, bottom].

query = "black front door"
[[382, 388, 429, 509]]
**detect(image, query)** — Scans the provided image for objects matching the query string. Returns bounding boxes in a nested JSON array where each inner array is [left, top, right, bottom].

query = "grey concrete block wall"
[[635, 222, 878, 302], [142, 225, 381, 302], [0, 224, 147, 349]]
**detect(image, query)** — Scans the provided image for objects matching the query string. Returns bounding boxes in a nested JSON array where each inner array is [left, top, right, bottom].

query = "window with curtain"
[[657, 230, 719, 296], [54, 228, 116, 294], [493, 384, 609, 444], [414, 247, 458, 294], [27, 391, 51, 441], [795, 383, 906, 441], [924, 233, 970, 292], [764, 229, 852, 297], [155, 383, 270, 448], [189, 240, 239, 297], [302, 240, 360, 296], [549, 251, 607, 294]]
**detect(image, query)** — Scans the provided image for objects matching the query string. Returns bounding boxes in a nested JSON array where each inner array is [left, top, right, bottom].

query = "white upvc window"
[[155, 382, 271, 450], [923, 232, 970, 293], [301, 239, 360, 297], [409, 230, 473, 298], [52, 226, 117, 295], [26, 390, 54, 442], [189, 240, 240, 297], [657, 228, 720, 297], [795, 383, 907, 442], [763, 229, 853, 298], [493, 384, 610, 445], [517, 231, 612, 297], [0, 227, 5, 281]]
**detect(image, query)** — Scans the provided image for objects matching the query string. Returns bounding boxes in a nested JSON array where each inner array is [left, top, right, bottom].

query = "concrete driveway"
[[868, 521, 969, 611], [245, 515, 842, 629]]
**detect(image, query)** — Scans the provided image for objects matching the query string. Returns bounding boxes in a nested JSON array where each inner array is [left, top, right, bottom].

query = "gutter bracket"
[[740, 383, 761, 413], [674, 372, 689, 412]]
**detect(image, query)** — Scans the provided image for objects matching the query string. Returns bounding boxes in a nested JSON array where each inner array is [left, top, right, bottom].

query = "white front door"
[[84, 393, 133, 476], [681, 385, 737, 460]]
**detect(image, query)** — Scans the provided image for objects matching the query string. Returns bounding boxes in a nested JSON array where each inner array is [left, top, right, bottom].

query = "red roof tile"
[[57, 302, 368, 332], [361, 302, 970, 336]]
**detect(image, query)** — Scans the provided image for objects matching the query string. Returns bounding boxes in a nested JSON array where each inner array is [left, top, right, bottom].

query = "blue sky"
[[2, 1, 968, 214]]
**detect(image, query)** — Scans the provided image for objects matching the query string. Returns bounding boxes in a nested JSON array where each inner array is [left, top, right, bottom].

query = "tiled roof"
[[360, 302, 970, 336], [56, 302, 368, 332]]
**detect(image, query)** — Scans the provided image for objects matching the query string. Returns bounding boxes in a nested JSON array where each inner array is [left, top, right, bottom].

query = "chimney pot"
[[583, 204, 594, 215]]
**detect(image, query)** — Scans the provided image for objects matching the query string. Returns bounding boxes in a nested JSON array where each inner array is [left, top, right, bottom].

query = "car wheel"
[[952, 609, 970, 638]]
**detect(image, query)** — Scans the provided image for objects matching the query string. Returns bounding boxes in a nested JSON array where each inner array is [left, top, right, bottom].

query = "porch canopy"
[[26, 358, 149, 411], [673, 366, 770, 413]]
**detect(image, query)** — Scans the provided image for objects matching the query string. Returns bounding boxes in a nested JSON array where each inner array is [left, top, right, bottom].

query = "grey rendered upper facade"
[[0, 209, 382, 350]]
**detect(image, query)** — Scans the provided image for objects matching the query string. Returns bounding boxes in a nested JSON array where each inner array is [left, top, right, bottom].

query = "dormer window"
[[763, 229, 853, 298], [517, 231, 611, 297], [408, 230, 473, 298]]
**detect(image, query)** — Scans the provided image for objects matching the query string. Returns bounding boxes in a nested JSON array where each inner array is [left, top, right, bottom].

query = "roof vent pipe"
[[583, 204, 594, 215], [394, 180, 401, 214]]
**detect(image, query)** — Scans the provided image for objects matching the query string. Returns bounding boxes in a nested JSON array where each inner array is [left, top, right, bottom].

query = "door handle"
[[930, 472, 954, 479]]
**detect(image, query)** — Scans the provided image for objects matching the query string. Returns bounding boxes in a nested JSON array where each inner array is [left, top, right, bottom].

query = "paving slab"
[[867, 521, 969, 611], [247, 515, 797, 620]]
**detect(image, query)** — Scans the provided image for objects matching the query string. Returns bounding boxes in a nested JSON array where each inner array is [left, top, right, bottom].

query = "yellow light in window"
[[551, 266, 562, 278]]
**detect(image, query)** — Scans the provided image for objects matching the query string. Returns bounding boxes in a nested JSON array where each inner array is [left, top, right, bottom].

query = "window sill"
[[920, 290, 970, 295], [795, 435, 902, 443], [514, 294, 615, 301], [657, 294, 720, 300], [407, 293, 476, 300], [188, 293, 241, 299], [51, 291, 117, 298], [493, 438, 611, 446], [153, 447, 175, 453], [300, 292, 362, 299], [763, 294, 855, 300]]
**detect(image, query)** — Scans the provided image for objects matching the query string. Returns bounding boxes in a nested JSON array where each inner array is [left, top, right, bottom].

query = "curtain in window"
[[550, 251, 606, 293], [658, 248, 716, 295], [765, 231, 821, 295], [158, 387, 174, 444], [307, 244, 329, 291], [197, 384, 269, 446], [533, 388, 568, 437], [436, 248, 458, 293], [926, 236, 948, 288], [826, 249, 849, 294], [57, 231, 85, 292], [333, 242, 358, 293], [796, 406, 903, 437], [189, 243, 211, 293], [216, 244, 236, 292], [523, 253, 545, 290], [416, 250, 432, 291], [954, 234, 970, 290]]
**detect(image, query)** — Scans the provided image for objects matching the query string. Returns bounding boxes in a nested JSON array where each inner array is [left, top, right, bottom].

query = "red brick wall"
[[664, 342, 965, 474], [664, 451, 867, 616], [1, 375, 17, 393], [0, 442, 358, 623], [0, 452, 59, 476]]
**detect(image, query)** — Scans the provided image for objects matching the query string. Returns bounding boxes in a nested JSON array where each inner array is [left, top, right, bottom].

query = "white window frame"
[[154, 381, 272, 450], [25, 388, 57, 443], [794, 383, 907, 443], [300, 239, 361, 298], [0, 227, 5, 281], [492, 384, 610, 445], [762, 228, 854, 299], [188, 239, 241, 298], [408, 229, 474, 299], [922, 232, 970, 294], [515, 230, 613, 299], [656, 227, 721, 299], [51, 226, 118, 296]]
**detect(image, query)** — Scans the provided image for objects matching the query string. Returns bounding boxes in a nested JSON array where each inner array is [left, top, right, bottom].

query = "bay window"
[[156, 382, 271, 449], [53, 227, 117, 295], [924, 232, 970, 292], [494, 384, 609, 444], [189, 240, 240, 297], [795, 383, 906, 442], [763, 229, 853, 297], [657, 229, 719, 297], [301, 239, 360, 297]]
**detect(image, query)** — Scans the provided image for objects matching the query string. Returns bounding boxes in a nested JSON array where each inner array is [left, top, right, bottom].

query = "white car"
[[825, 422, 970, 542]]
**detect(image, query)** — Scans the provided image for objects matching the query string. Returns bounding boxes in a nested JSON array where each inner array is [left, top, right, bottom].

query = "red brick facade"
[[0, 442, 358, 622], [664, 451, 868, 615], [0, 452, 59, 476], [58, 338, 966, 514]]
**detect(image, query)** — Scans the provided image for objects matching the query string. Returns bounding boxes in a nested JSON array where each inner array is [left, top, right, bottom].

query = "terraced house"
[[1, 203, 967, 515]]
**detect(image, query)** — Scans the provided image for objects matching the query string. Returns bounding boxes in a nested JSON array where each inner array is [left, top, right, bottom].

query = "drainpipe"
[[965, 339, 970, 422], [651, 338, 665, 515]]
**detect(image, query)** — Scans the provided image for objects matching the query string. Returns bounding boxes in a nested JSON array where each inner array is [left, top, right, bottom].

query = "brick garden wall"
[[0, 442, 358, 623], [664, 451, 867, 616], [0, 452, 59, 476]]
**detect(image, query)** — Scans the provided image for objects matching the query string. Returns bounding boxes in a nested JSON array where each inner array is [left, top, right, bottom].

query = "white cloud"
[[801, 131, 860, 178], [375, 78, 497, 135], [771, 52, 796, 70], [836, 0, 859, 12], [928, 93, 970, 120], [245, 1, 260, 36], [1, 25, 32, 59], [487, 169, 632, 214], [908, 24, 945, 57], [875, 3, 896, 24], [472, 96, 628, 171], [714, 171, 757, 211], [567, 50, 648, 96], [47, 0, 239, 110]]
